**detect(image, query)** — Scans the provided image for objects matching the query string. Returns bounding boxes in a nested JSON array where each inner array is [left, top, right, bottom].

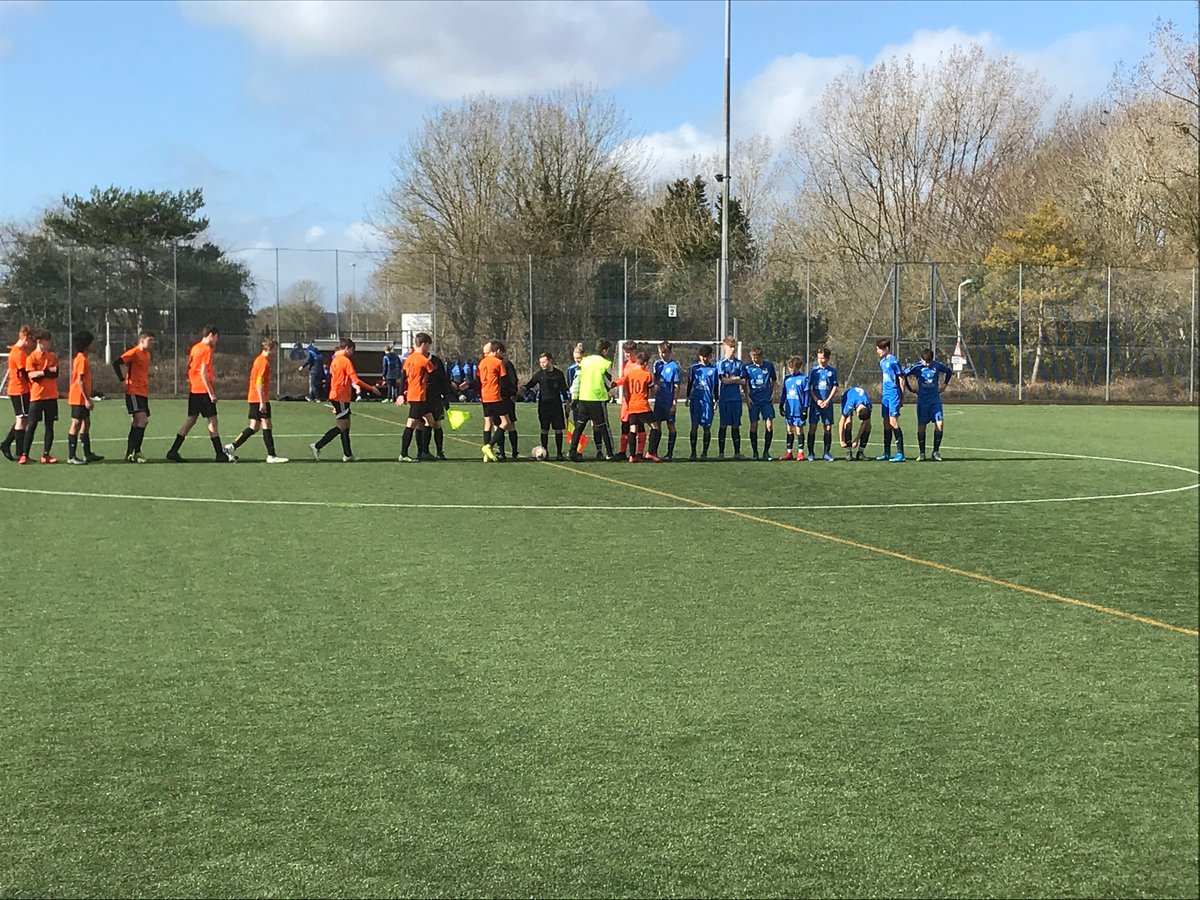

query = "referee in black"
[[524, 351, 570, 459]]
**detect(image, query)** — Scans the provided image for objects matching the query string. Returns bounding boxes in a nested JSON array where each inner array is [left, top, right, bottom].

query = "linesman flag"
[[446, 409, 471, 430]]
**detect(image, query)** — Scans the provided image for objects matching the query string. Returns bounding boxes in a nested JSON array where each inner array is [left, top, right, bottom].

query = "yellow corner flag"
[[446, 408, 471, 431], [566, 420, 589, 451]]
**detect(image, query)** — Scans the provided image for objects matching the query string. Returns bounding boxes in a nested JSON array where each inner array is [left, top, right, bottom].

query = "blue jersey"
[[688, 362, 718, 405], [903, 360, 952, 403], [450, 362, 463, 383], [653, 358, 681, 408], [879, 354, 903, 399], [782, 373, 809, 417], [745, 361, 777, 405], [809, 365, 838, 403], [716, 357, 747, 402], [841, 387, 872, 417], [566, 362, 581, 389]]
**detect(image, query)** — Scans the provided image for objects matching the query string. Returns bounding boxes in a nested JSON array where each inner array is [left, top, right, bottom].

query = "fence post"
[[66, 249, 72, 353], [623, 256, 629, 345], [172, 241, 179, 397], [804, 259, 811, 365], [1105, 265, 1112, 402], [274, 248, 281, 399], [1190, 267, 1196, 404], [334, 249, 341, 339], [929, 262, 936, 353], [1017, 264, 1023, 402], [527, 254, 534, 375], [431, 255, 437, 350], [892, 262, 900, 349]]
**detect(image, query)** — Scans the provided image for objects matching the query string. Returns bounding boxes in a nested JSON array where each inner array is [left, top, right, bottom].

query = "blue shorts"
[[785, 413, 806, 428], [652, 401, 676, 424], [808, 403, 833, 426], [690, 400, 713, 428], [748, 401, 775, 423], [718, 398, 743, 426], [917, 401, 943, 426], [882, 394, 903, 419]]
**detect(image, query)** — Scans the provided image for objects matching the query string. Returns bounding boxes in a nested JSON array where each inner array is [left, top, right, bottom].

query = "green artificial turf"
[[1, 401, 1197, 897]]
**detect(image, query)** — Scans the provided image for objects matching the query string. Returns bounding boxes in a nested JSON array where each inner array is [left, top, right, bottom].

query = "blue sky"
[[0, 0, 1193, 308]]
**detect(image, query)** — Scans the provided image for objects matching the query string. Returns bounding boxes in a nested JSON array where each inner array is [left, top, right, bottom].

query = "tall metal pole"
[[892, 262, 900, 349], [623, 256, 629, 344], [929, 263, 936, 352], [66, 249, 72, 348], [172, 242, 179, 397], [431, 255, 437, 349], [528, 253, 535, 375], [334, 249, 341, 339], [1017, 264, 1024, 402], [1104, 265, 1112, 402], [274, 248, 281, 399], [1190, 266, 1196, 403], [718, 0, 731, 339], [804, 259, 811, 365]]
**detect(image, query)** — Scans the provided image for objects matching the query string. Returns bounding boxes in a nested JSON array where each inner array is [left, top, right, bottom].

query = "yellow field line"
[[357, 408, 1199, 638]]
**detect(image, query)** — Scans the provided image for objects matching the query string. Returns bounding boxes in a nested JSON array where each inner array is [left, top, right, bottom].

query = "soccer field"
[[1, 401, 1197, 897]]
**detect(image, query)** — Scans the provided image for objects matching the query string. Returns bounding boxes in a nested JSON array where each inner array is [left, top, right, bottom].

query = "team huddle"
[[3, 323, 953, 466]]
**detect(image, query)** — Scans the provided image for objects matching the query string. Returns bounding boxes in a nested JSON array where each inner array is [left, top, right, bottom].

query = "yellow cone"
[[446, 408, 471, 430]]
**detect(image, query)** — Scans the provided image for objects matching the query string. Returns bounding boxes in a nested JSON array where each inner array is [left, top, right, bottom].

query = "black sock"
[[884, 428, 892, 456], [823, 432, 831, 457], [234, 427, 254, 449], [483, 429, 491, 446], [648, 429, 661, 455], [68, 433, 78, 459], [81, 433, 92, 457], [763, 430, 772, 455], [750, 431, 759, 455], [434, 429, 445, 455], [1, 427, 14, 453], [786, 433, 794, 451], [340, 429, 353, 457], [133, 426, 146, 453], [860, 433, 870, 452], [509, 430, 518, 455], [934, 429, 943, 452], [401, 426, 414, 456], [540, 431, 549, 451], [667, 432, 676, 457], [807, 432, 815, 456], [718, 428, 726, 454], [170, 434, 185, 455], [43, 422, 54, 455], [316, 426, 339, 450], [489, 427, 505, 448], [702, 428, 712, 454], [23, 426, 37, 457], [732, 427, 741, 454], [690, 428, 698, 454], [918, 432, 926, 454], [210, 436, 223, 457], [555, 432, 563, 456], [263, 429, 277, 456], [893, 427, 904, 455]]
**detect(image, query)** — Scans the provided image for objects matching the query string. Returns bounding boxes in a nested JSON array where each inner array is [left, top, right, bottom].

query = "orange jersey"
[[187, 342, 214, 395], [328, 352, 366, 402], [246, 353, 271, 403], [68, 352, 92, 406], [26, 349, 59, 402], [477, 356, 504, 403], [625, 365, 652, 414], [6, 343, 30, 396], [120, 345, 151, 396], [402, 350, 435, 401]]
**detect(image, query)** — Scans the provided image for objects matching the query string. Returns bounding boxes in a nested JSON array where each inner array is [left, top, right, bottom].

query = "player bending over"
[[310, 338, 379, 461], [838, 386, 872, 461], [777, 357, 809, 461], [875, 338, 906, 462], [225, 339, 288, 463], [903, 348, 953, 461]]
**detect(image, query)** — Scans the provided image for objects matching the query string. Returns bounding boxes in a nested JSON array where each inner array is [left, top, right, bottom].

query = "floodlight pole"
[[718, 0, 731, 339], [957, 279, 974, 348]]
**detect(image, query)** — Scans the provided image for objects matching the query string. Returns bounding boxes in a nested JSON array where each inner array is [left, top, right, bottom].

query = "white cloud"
[[735, 51, 858, 145], [871, 26, 999, 69], [1020, 26, 1133, 110], [635, 123, 721, 186], [305, 225, 325, 242], [343, 220, 385, 252], [181, 0, 684, 100]]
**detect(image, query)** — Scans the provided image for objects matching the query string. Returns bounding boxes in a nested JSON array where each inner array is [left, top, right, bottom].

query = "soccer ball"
[[531, 445, 548, 461], [459, 394, 467, 402]]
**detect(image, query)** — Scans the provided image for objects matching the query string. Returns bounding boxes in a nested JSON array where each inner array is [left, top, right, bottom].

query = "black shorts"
[[10, 393, 30, 417], [29, 399, 58, 422], [538, 401, 566, 431], [69, 404, 90, 421], [332, 400, 352, 420], [482, 401, 507, 420], [187, 392, 217, 419], [125, 394, 150, 417], [407, 400, 434, 420], [248, 402, 273, 421], [627, 411, 653, 428], [504, 399, 517, 420], [573, 401, 608, 428]]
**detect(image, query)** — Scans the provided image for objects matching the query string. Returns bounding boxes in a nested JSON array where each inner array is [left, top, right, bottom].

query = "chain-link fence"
[[2, 243, 1196, 403]]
